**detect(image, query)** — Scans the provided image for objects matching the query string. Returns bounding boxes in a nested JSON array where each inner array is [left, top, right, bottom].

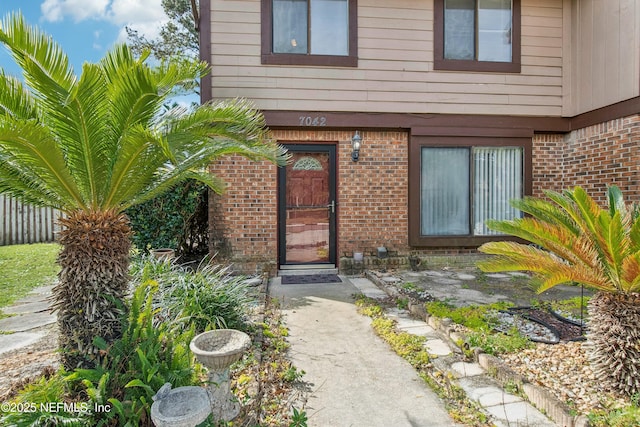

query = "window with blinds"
[[420, 146, 523, 237]]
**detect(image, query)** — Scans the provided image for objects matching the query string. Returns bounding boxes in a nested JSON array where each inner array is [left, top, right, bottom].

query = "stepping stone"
[[0, 311, 56, 332], [423, 338, 452, 356], [433, 277, 463, 285], [395, 317, 429, 330], [485, 273, 510, 279], [462, 384, 522, 407], [3, 301, 51, 315], [0, 331, 46, 355], [450, 362, 485, 378], [384, 308, 413, 320], [399, 324, 436, 336], [485, 401, 557, 427], [14, 293, 51, 305], [381, 276, 401, 284], [351, 278, 388, 299], [455, 273, 476, 280]]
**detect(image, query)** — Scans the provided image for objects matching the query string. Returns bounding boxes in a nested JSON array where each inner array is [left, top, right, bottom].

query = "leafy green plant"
[[289, 407, 308, 427], [3, 280, 200, 426], [424, 301, 531, 355], [280, 366, 305, 383], [126, 179, 208, 256], [467, 327, 532, 355], [1, 372, 86, 426], [66, 280, 200, 426], [589, 403, 640, 427], [371, 317, 431, 368], [130, 255, 255, 333], [425, 301, 512, 330], [355, 295, 385, 317], [396, 296, 409, 310]]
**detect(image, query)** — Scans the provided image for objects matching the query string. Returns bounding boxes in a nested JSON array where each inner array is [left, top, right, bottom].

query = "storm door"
[[278, 145, 337, 266]]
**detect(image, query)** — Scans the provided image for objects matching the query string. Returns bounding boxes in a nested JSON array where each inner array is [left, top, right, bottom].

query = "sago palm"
[[0, 13, 287, 369], [478, 185, 640, 396]]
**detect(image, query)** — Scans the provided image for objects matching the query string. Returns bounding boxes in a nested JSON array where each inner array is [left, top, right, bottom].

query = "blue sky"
[[0, 0, 168, 78]]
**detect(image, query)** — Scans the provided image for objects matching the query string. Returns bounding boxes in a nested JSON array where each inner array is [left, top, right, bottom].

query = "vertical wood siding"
[[209, 0, 565, 116], [568, 0, 640, 115], [0, 195, 63, 245]]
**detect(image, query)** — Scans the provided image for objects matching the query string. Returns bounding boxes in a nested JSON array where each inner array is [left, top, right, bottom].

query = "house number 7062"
[[299, 116, 327, 126]]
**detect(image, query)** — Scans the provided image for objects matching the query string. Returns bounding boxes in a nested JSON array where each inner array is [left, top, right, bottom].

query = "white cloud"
[[40, 0, 168, 42], [107, 0, 167, 26], [41, 0, 110, 23]]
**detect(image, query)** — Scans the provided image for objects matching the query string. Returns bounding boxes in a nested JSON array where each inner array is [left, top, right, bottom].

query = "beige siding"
[[566, 0, 640, 115], [210, 0, 565, 116]]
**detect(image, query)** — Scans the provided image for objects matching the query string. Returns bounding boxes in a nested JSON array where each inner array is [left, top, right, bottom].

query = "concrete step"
[[278, 267, 338, 276]]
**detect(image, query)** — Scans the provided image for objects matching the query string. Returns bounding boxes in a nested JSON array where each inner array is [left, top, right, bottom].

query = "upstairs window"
[[434, 0, 520, 73], [262, 0, 358, 66]]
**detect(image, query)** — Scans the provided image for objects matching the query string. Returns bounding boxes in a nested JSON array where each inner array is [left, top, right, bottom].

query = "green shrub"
[[68, 280, 200, 426], [425, 301, 511, 330], [467, 327, 533, 355], [1, 373, 86, 426], [130, 255, 256, 333], [589, 400, 640, 427], [126, 180, 208, 256], [2, 280, 200, 427]]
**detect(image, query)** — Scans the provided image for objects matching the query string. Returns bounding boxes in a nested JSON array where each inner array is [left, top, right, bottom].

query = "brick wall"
[[532, 133, 565, 198], [336, 130, 408, 257], [208, 156, 278, 274], [564, 115, 640, 204], [531, 114, 640, 205], [210, 114, 640, 272]]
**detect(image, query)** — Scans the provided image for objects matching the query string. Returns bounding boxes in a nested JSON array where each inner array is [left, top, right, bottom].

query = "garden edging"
[[364, 270, 591, 427]]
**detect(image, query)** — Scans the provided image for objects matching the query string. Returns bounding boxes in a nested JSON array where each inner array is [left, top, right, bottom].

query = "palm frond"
[[103, 126, 168, 208], [0, 72, 38, 120], [0, 12, 75, 109], [510, 193, 581, 236], [0, 121, 84, 209], [52, 63, 113, 208], [479, 240, 612, 292], [481, 185, 640, 295], [621, 254, 640, 293]]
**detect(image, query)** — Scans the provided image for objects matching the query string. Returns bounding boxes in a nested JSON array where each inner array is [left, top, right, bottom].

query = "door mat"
[[281, 274, 342, 285]]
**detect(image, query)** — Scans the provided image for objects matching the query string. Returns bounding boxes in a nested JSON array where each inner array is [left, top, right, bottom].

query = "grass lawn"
[[0, 243, 60, 310]]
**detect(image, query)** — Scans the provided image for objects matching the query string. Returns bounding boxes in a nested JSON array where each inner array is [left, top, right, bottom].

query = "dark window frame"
[[261, 0, 358, 67], [433, 0, 521, 73], [408, 136, 532, 247]]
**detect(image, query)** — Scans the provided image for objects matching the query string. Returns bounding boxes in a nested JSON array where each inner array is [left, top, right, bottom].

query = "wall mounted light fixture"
[[351, 131, 362, 162]]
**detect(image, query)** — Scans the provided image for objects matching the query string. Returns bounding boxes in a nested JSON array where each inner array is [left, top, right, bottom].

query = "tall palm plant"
[[478, 185, 640, 396], [0, 13, 287, 369]]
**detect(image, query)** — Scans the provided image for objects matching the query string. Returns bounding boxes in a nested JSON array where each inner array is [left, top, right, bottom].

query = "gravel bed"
[[501, 341, 629, 415], [0, 325, 59, 402]]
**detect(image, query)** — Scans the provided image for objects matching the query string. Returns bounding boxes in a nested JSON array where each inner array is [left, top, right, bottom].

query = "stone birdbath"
[[150, 383, 211, 427], [190, 329, 252, 421]]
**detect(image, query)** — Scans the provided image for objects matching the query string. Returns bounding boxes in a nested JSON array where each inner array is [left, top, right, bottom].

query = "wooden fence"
[[0, 195, 63, 246]]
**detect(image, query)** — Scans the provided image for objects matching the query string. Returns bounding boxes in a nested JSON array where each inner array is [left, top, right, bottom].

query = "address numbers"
[[298, 116, 327, 126]]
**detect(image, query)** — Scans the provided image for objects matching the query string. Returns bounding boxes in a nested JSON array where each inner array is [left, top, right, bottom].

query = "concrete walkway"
[[0, 285, 56, 354], [270, 275, 460, 427], [270, 275, 558, 427]]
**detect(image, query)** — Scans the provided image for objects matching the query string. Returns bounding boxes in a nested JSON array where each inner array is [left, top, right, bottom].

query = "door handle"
[[327, 200, 335, 214]]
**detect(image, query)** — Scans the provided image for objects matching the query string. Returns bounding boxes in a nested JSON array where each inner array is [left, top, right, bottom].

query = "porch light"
[[351, 131, 362, 162]]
